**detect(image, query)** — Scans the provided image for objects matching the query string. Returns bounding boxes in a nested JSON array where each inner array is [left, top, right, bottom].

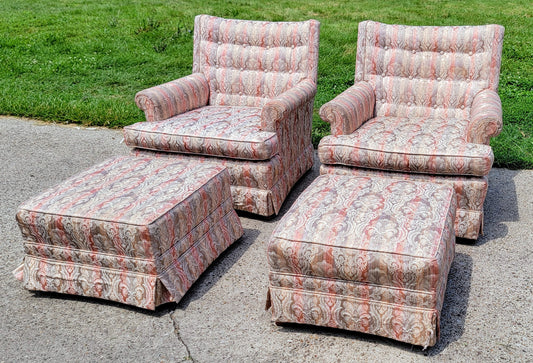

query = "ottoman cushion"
[[15, 155, 243, 310], [267, 174, 456, 348]]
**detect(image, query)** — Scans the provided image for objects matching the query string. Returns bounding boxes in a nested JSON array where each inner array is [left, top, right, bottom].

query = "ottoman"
[[266, 174, 456, 348], [14, 155, 243, 310]]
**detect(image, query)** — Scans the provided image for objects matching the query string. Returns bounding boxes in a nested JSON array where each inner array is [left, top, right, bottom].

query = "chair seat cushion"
[[318, 116, 494, 177], [124, 106, 279, 161]]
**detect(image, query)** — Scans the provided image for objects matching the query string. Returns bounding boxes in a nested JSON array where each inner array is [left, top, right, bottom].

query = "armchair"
[[124, 15, 320, 216], [319, 20, 504, 239]]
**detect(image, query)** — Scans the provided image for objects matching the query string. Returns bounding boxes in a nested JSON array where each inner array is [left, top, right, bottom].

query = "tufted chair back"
[[193, 15, 320, 108], [355, 20, 504, 119]]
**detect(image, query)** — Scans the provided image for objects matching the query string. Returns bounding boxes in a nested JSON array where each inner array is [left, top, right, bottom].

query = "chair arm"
[[135, 73, 209, 122], [261, 79, 317, 131], [467, 89, 503, 145], [319, 81, 375, 136]]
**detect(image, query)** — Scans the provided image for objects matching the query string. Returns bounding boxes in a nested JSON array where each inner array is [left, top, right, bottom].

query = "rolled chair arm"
[[319, 81, 375, 136], [467, 89, 503, 145], [261, 79, 317, 131], [135, 73, 209, 122]]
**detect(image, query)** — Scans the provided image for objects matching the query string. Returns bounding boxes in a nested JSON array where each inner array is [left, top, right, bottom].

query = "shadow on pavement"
[[426, 252, 473, 356], [474, 169, 520, 246], [176, 228, 261, 309]]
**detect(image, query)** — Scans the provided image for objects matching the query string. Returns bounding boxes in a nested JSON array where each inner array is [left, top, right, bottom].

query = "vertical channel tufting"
[[355, 20, 504, 119], [193, 15, 318, 108]]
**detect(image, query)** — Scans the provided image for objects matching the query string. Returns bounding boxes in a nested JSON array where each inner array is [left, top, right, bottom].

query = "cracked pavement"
[[1, 117, 532, 362], [171, 311, 194, 362]]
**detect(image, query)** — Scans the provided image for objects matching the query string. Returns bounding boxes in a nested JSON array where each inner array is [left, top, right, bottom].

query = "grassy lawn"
[[1, 0, 531, 168]]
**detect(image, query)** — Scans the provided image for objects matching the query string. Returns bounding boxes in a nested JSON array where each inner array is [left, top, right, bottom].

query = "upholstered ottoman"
[[14, 155, 243, 310], [266, 174, 456, 348]]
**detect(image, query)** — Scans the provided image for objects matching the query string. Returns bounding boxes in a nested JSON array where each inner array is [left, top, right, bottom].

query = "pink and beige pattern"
[[319, 116, 494, 177], [267, 174, 456, 348], [14, 155, 243, 310], [320, 164, 488, 240], [131, 145, 314, 217], [125, 15, 320, 216], [124, 106, 278, 160], [318, 20, 504, 239]]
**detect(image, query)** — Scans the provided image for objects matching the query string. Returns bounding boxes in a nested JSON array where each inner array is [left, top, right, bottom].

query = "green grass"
[[1, 0, 532, 168]]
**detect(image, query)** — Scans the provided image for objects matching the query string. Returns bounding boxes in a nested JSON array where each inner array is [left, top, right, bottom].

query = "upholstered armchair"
[[124, 15, 320, 216], [319, 20, 504, 239]]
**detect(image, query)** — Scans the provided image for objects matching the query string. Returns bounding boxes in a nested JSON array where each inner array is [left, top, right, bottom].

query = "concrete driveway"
[[1, 117, 531, 362]]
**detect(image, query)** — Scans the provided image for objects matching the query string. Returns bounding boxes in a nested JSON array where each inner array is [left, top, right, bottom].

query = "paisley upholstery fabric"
[[267, 174, 456, 348], [124, 106, 278, 161], [318, 20, 503, 238], [319, 116, 494, 177], [131, 146, 314, 217], [15, 155, 243, 310], [129, 15, 320, 216], [319, 82, 375, 136], [468, 89, 503, 145], [134, 73, 210, 122], [192, 15, 320, 107], [320, 164, 488, 239], [355, 21, 504, 119]]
